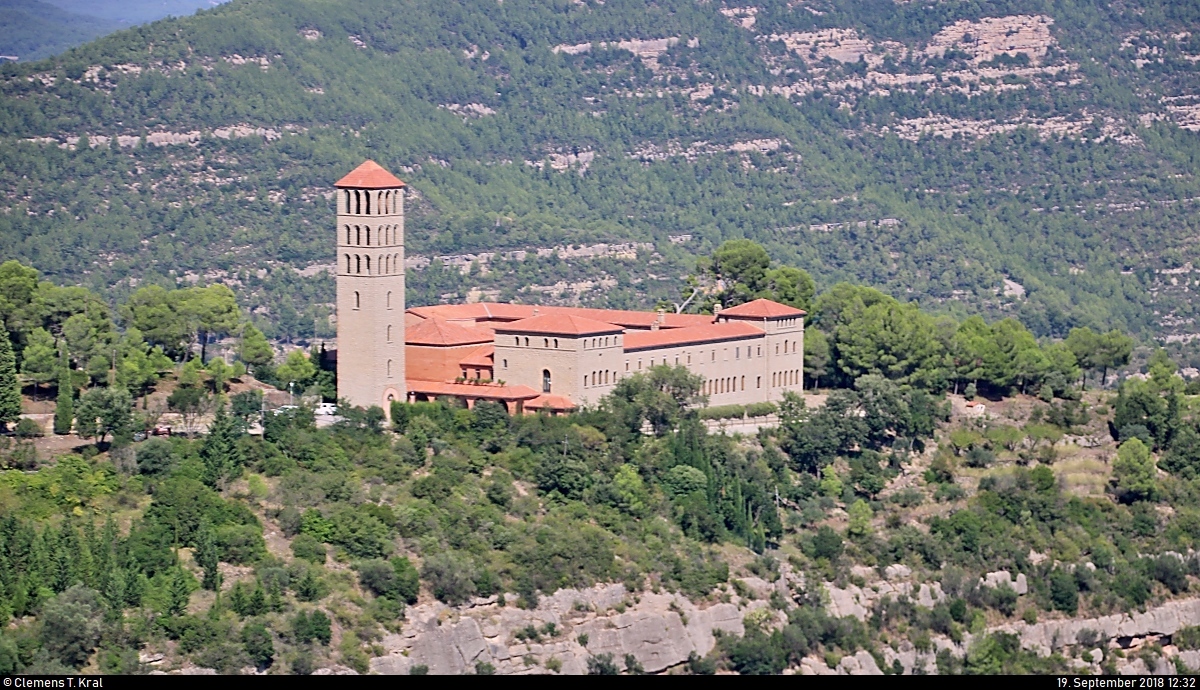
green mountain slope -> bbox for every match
[0,0,119,61]
[1,0,1199,350]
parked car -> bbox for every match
[316,403,338,416]
[132,431,147,442]
[271,405,300,416]
[151,425,172,437]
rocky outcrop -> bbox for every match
[369,583,763,675]
[997,598,1200,654]
[980,570,1028,595]
[824,580,945,621]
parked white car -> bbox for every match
[316,403,338,416]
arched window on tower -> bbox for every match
[542,369,552,393]
[344,190,351,213]
[387,359,393,377]
[386,291,392,309]
[354,291,361,309]
[387,325,393,342]
[345,254,351,273]
[365,256,371,274]
[356,226,362,245]
[354,190,361,215]
[366,227,371,246]
[355,255,361,274]
[345,225,351,244]
[365,190,372,215]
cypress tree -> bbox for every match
[194,522,221,591]
[201,407,243,489]
[54,366,73,435]
[0,327,21,429]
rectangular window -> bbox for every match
[503,359,508,369]
[735,347,740,360]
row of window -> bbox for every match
[774,370,801,387]
[584,336,618,349]
[350,291,395,309]
[343,189,400,216]
[583,370,616,388]
[705,376,755,395]
[343,224,400,247]
[344,253,402,276]
[620,339,798,371]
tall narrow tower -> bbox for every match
[334,160,407,410]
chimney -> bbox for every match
[713,303,722,314]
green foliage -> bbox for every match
[74,386,132,444]
[1113,438,1158,503]
[0,327,21,428]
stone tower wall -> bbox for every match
[336,187,407,409]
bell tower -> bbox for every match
[334,160,406,410]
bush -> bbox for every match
[421,551,477,605]
[745,402,777,418]
[698,405,746,420]
[242,622,275,670]
[1049,569,1079,614]
[587,653,620,675]
[14,418,42,438]
[40,586,104,668]
[1175,625,1200,650]
[291,533,326,564]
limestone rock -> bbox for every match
[884,564,911,581]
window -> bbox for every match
[345,254,351,273]
[365,256,371,274]
[638,360,642,370]
[711,351,715,362]
[741,376,745,391]
[544,338,549,348]
[784,339,789,354]
[366,227,371,246]
[387,325,393,342]
[775,344,780,355]
[502,359,508,369]
[524,337,530,346]
[387,291,392,309]
[365,191,371,215]
[355,255,361,274]
[386,359,393,377]
[687,353,691,364]
[625,361,629,371]
[757,345,762,357]
[554,338,558,348]
[542,369,552,393]
[756,376,761,389]
[514,337,519,346]
[354,291,360,309]
[736,347,740,360]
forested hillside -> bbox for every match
[1,0,1199,353]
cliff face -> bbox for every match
[359,565,1200,676]
[369,582,766,675]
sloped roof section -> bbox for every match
[495,313,623,337]
[335,160,406,189]
[459,344,495,368]
[718,298,807,319]
[623,321,765,352]
[525,394,577,411]
[406,317,493,347]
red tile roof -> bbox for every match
[407,303,713,330]
[459,344,495,368]
[495,313,623,337]
[623,321,765,352]
[718,299,807,319]
[334,160,406,189]
[525,394,577,411]
[407,379,539,401]
[406,317,493,347]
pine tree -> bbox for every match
[0,326,21,429]
[53,366,73,435]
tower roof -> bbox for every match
[334,160,406,189]
[718,298,807,319]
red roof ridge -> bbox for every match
[495,313,623,337]
[719,298,807,318]
[335,160,406,189]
